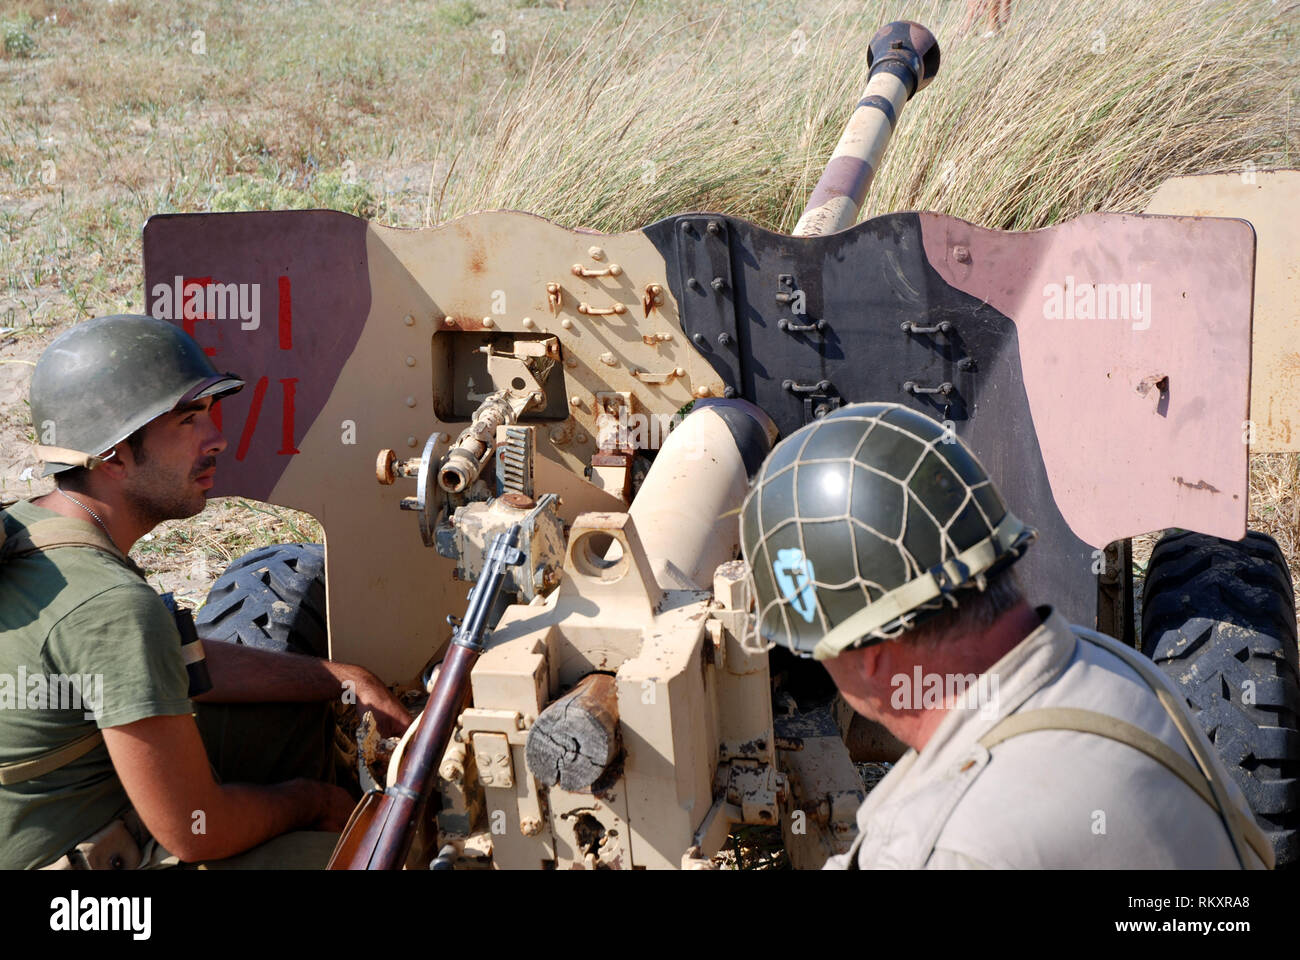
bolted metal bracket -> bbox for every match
[775,274,826,334]
[471,731,516,790]
[779,318,827,334]
[783,378,843,424]
[774,273,798,306]
[902,380,953,397]
[900,319,953,336]
[669,216,741,399]
[725,760,780,826]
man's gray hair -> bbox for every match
[899,568,1025,648]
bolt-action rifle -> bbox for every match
[327,525,525,870]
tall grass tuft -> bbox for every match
[435,0,1293,233]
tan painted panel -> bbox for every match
[1145,170,1300,451]
[269,213,720,681]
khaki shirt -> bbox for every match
[826,606,1267,869]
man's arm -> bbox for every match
[192,640,411,737]
[101,713,356,862]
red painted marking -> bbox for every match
[235,376,268,462]
[182,276,217,356]
[278,275,292,350]
[210,397,223,434]
[278,378,300,455]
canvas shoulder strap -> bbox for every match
[977,626,1273,869]
[977,706,1270,865]
[0,510,137,785]
[0,510,144,577]
[0,730,105,786]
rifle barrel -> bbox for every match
[330,524,524,870]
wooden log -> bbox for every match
[525,673,620,791]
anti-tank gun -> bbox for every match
[147,16,1299,867]
[331,20,944,869]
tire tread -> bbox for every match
[1141,531,1300,867]
[196,542,328,659]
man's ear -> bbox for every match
[857,642,884,680]
[830,643,886,688]
[95,444,129,481]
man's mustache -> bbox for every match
[191,458,217,477]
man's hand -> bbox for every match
[196,640,411,740]
[351,673,412,739]
[312,783,361,832]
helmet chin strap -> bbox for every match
[811,513,1035,661]
[36,445,116,471]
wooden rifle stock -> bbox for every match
[327,643,479,869]
[327,524,524,870]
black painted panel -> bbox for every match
[644,212,1099,626]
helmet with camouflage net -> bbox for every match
[30,314,244,477]
[739,402,1035,660]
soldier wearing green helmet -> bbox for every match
[740,402,1271,869]
[30,313,247,480]
[0,315,411,870]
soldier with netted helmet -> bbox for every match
[740,401,1271,869]
[0,315,411,870]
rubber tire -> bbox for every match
[1140,530,1300,868]
[196,543,328,659]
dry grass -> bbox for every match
[1,0,1297,624]
[1249,454,1300,587]
[437,0,1294,232]
[134,498,325,607]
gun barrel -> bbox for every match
[792,21,940,237]
[439,393,517,493]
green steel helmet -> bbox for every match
[739,402,1036,661]
[30,314,244,477]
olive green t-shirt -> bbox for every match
[0,499,191,869]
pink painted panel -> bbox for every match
[143,211,372,502]
[920,212,1253,546]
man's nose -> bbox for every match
[204,415,229,455]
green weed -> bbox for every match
[2,21,36,59]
